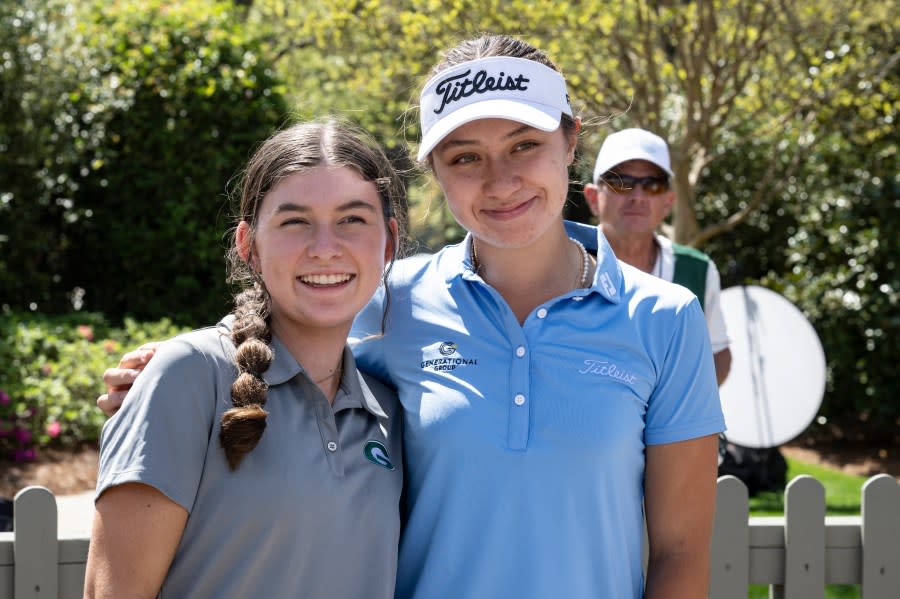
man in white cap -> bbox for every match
[584,128,732,384]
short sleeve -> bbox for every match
[96,336,224,512]
[644,299,726,445]
[704,261,731,353]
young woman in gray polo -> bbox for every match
[83,120,405,599]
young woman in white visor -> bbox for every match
[350,34,725,599]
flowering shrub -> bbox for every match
[0,312,189,461]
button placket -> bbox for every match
[507,333,530,451]
[314,393,344,476]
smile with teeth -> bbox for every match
[299,273,353,286]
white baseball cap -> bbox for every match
[417,56,572,162]
[592,128,673,184]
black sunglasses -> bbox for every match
[600,173,670,196]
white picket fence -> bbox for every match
[0,474,898,598]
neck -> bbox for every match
[270,317,347,403]
[471,225,594,323]
[602,227,657,274]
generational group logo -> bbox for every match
[421,341,478,372]
[432,68,530,114]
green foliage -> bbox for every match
[749,457,868,517]
[0,0,289,323]
[0,312,189,460]
[1,0,896,437]
[702,9,898,434]
[749,584,857,598]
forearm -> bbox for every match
[713,347,732,386]
[644,549,711,599]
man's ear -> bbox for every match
[583,183,601,217]
[661,189,676,217]
[236,221,254,264]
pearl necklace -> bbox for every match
[470,237,592,289]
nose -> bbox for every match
[624,185,649,202]
[482,156,521,199]
[308,225,343,259]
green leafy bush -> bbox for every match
[0,312,189,461]
[0,0,289,324]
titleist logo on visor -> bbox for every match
[432,69,531,114]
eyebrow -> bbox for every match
[273,199,379,214]
[437,124,536,150]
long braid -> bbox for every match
[220,283,272,470]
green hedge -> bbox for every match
[0,312,189,461]
[0,0,289,324]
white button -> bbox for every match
[514,394,526,406]
[515,346,526,357]
[573,296,584,302]
[536,308,548,318]
[327,441,338,452]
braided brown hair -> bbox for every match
[220,119,406,471]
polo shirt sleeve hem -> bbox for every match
[644,414,726,446]
[95,469,194,513]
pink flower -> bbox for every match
[103,340,118,354]
[77,325,94,341]
[47,421,62,438]
[41,364,53,376]
[0,390,9,405]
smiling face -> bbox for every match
[237,166,396,340]
[584,159,675,241]
[429,118,577,251]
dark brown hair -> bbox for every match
[220,119,405,470]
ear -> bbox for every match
[565,117,582,165]
[236,221,254,265]
[384,217,399,263]
[661,189,676,217]
[583,183,601,217]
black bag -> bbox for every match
[718,440,788,496]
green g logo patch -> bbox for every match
[364,440,396,471]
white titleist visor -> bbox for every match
[417,56,572,161]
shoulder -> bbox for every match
[670,240,711,264]
[143,321,236,386]
[620,261,698,314]
[390,248,454,288]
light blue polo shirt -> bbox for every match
[351,221,725,599]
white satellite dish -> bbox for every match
[718,285,826,448]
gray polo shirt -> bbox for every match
[97,320,402,598]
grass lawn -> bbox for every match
[745,455,868,598]
[748,455,869,516]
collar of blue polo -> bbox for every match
[417,56,572,161]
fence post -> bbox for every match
[13,486,58,599]
[861,474,900,599]
[709,476,749,598]
[770,475,825,599]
